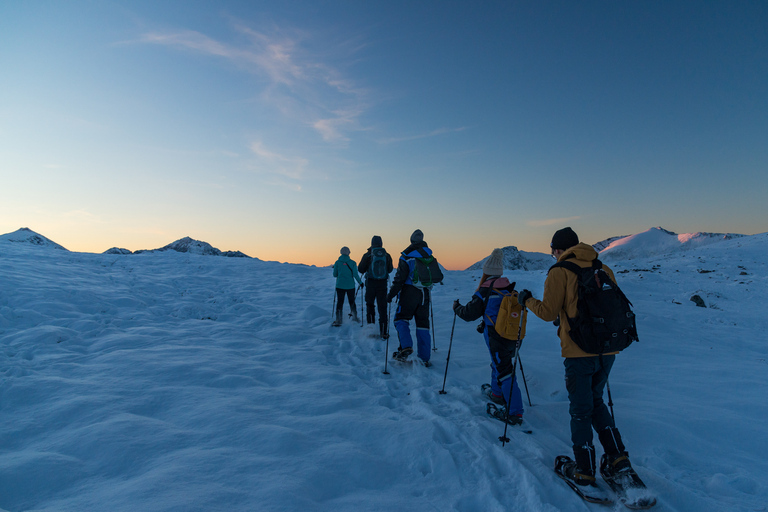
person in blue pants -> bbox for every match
[386,229,434,365]
[453,248,524,422]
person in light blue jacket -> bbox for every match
[332,246,363,326]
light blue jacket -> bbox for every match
[333,255,363,290]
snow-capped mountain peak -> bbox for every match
[0,227,68,250]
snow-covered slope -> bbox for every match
[599,227,747,261]
[1,232,766,511]
[465,246,552,271]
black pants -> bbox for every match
[335,288,357,314]
[365,279,388,324]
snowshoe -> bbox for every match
[481,383,506,405]
[392,346,413,361]
[486,402,524,426]
[600,454,657,509]
[554,455,612,505]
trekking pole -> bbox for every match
[606,378,615,421]
[383,300,393,375]
[359,283,364,327]
[518,353,533,407]
[600,354,615,421]
[331,290,337,322]
[439,313,457,394]
[500,306,526,446]
[430,294,437,351]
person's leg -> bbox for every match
[365,284,376,324]
[565,357,599,478]
[413,292,431,361]
[489,336,523,416]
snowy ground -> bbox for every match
[1,233,766,511]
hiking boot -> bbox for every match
[392,346,413,361]
[481,383,506,405]
[600,452,633,478]
[569,444,597,485]
[555,456,596,486]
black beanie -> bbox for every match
[551,227,579,251]
[371,235,383,248]
[410,229,424,244]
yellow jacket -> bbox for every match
[523,243,619,358]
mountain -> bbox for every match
[132,236,252,258]
[0,227,68,250]
[465,245,552,272]
[592,234,630,252]
[598,227,747,261]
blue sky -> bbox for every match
[1,1,766,269]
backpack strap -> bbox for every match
[549,259,601,275]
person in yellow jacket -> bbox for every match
[517,227,635,488]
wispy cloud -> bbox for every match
[378,126,469,145]
[138,24,368,144]
[527,216,582,227]
[249,141,309,182]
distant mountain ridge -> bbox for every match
[1,228,251,258]
[465,246,553,272]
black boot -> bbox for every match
[332,310,342,327]
[598,427,632,476]
[570,444,597,485]
[379,321,388,339]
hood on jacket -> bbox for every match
[558,242,598,263]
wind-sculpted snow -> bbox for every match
[0,233,766,511]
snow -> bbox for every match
[599,227,746,261]
[1,230,767,511]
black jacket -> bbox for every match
[358,247,394,281]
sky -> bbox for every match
[1,0,766,269]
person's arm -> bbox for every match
[387,257,409,300]
[453,292,486,321]
[525,269,566,322]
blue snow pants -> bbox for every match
[485,330,524,416]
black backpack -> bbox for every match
[411,248,444,289]
[369,247,388,280]
[550,259,638,354]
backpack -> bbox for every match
[485,288,527,341]
[369,247,388,280]
[550,259,638,355]
[411,248,444,288]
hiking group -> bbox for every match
[333,226,654,508]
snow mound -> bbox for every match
[0,227,68,250]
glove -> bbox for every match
[386,293,394,303]
[517,289,532,306]
[453,299,461,312]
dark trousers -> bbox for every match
[335,288,357,314]
[365,279,388,325]
[564,355,616,449]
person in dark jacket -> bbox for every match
[453,248,524,423]
[518,227,636,487]
[386,229,434,365]
[358,235,394,338]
